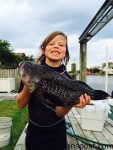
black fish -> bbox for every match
[18,61,110,107]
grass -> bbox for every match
[0,100,28,150]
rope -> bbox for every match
[66,122,112,150]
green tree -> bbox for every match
[0,39,15,68]
[89,67,100,74]
[0,40,35,68]
[101,63,106,68]
[101,62,113,69]
[0,40,12,62]
[21,54,35,62]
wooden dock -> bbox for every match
[66,108,113,150]
[14,108,113,150]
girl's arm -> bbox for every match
[16,85,30,109]
[55,94,91,117]
[55,105,73,117]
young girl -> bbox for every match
[16,31,90,150]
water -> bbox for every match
[86,75,113,95]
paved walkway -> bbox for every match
[0,92,17,101]
[14,124,28,150]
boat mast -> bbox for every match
[105,47,108,92]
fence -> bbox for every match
[0,68,21,91]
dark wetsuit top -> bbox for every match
[18,62,71,150]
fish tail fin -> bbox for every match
[92,90,110,100]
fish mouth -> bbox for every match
[19,61,25,69]
[18,61,26,76]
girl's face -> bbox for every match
[43,35,67,65]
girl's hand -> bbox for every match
[55,94,91,117]
[74,93,91,108]
[16,85,30,109]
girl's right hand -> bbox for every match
[74,93,91,108]
[16,85,30,109]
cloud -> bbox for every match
[87,38,113,67]
[0,0,113,67]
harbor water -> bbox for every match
[86,75,113,95]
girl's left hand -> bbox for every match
[74,93,91,108]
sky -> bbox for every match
[0,0,113,70]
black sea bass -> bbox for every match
[18,61,110,107]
